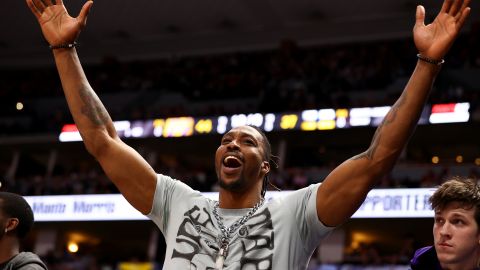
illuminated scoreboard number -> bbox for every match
[194,119,214,134]
[280,114,298,130]
[299,109,335,131]
[152,117,196,137]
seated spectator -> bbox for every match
[0,191,48,269]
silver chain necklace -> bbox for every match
[212,198,265,270]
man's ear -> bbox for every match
[261,161,270,175]
[5,218,19,233]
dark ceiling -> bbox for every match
[1,0,479,67]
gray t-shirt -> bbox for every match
[0,252,48,270]
[148,174,334,270]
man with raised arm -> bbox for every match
[26,0,471,269]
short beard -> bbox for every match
[218,176,246,192]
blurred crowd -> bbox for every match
[1,21,480,135]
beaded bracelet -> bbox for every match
[417,53,444,65]
[49,42,78,50]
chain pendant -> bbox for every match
[215,248,225,270]
[212,198,265,270]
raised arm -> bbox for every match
[26,0,157,214]
[316,0,471,226]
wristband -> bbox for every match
[417,53,444,65]
[49,42,77,50]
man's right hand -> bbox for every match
[26,0,93,47]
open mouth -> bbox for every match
[223,156,242,168]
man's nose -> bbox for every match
[439,223,452,237]
[226,139,240,150]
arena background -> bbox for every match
[1,0,480,269]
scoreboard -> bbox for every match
[59,102,470,142]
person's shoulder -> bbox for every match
[266,183,320,208]
[16,264,47,270]
[280,183,321,199]
[10,252,48,270]
[413,246,436,258]
[410,246,440,270]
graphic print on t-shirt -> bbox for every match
[171,205,274,269]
